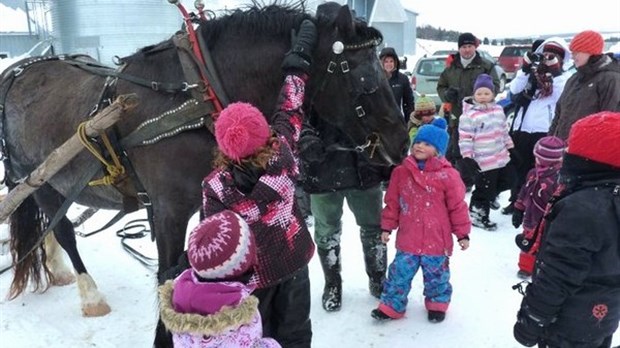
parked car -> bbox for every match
[410,55,449,110]
[498,45,530,80]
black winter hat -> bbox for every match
[458,33,478,48]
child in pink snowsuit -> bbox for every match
[371,118,471,323]
[158,210,280,348]
[512,136,565,278]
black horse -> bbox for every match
[0,2,408,345]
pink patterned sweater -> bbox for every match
[201,75,315,288]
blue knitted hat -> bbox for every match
[413,118,449,156]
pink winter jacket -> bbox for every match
[381,156,471,256]
[458,98,514,172]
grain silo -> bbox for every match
[50,0,182,65]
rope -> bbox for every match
[77,122,126,186]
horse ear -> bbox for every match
[334,5,355,38]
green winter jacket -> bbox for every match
[437,52,499,123]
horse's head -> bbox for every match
[307,2,409,166]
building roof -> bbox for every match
[370,0,406,23]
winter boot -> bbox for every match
[428,310,446,323]
[490,196,500,210]
[502,202,515,215]
[371,308,392,321]
[470,202,497,231]
[517,270,532,279]
[361,237,387,298]
[317,247,342,312]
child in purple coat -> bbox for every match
[512,136,565,278]
[371,118,471,323]
[159,210,280,348]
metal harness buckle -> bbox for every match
[137,192,152,206]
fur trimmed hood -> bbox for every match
[159,280,259,336]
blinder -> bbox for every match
[314,37,384,158]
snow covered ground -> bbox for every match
[1,192,618,347]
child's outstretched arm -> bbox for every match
[271,19,317,146]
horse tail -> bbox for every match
[7,187,52,299]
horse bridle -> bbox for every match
[307,36,387,160]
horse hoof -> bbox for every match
[51,272,76,286]
[82,301,111,317]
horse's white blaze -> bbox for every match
[77,273,111,317]
[44,233,76,286]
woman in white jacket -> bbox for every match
[503,37,571,215]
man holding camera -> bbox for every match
[503,37,570,215]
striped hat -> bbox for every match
[188,210,256,280]
[569,30,604,55]
[534,136,566,167]
[414,95,437,120]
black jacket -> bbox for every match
[379,47,415,123]
[387,70,415,124]
[522,156,620,344]
[299,118,390,194]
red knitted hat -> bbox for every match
[188,210,256,280]
[566,111,620,168]
[215,102,270,162]
[569,30,604,55]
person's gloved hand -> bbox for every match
[513,309,546,347]
[444,87,460,103]
[512,208,524,229]
[232,162,266,194]
[522,52,544,73]
[298,127,326,163]
[459,157,480,181]
[282,19,317,75]
[509,149,522,167]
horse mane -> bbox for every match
[199,2,310,45]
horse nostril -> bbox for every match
[401,142,409,157]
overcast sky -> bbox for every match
[194,0,620,39]
[403,0,620,39]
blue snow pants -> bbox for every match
[380,250,452,314]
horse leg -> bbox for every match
[44,232,76,286]
[33,185,111,317]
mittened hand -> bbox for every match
[522,52,543,73]
[459,157,480,181]
[444,87,460,103]
[509,149,522,167]
[512,209,524,229]
[513,310,544,347]
[282,19,317,75]
[298,126,326,163]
